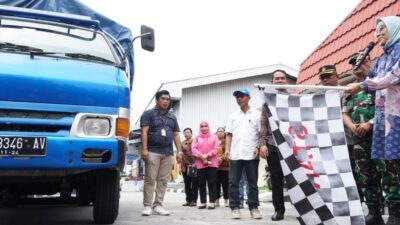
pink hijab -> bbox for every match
[198,121,211,138]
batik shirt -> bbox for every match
[367,41,400,159]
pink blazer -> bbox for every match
[191,134,219,169]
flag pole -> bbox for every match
[254,83,346,91]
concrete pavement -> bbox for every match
[124,191,299,225]
[2,188,387,225]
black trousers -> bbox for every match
[266,144,285,213]
[197,167,217,204]
[348,145,364,202]
[393,160,400,176]
[182,171,198,203]
[229,159,259,209]
[216,170,229,200]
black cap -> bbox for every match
[318,65,337,76]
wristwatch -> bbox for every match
[368,120,374,126]
[360,82,368,91]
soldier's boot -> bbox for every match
[386,204,400,225]
[365,205,384,225]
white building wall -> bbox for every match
[172,101,180,124]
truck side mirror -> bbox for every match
[121,25,155,61]
[140,25,154,52]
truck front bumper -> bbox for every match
[0,137,126,170]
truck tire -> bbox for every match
[93,170,120,224]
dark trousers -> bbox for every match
[182,171,198,203]
[229,159,259,209]
[393,160,400,176]
[239,169,249,205]
[353,142,400,206]
[348,145,364,202]
[216,170,229,200]
[197,167,217,204]
[267,144,285,213]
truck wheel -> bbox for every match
[93,170,120,224]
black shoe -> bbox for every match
[182,202,190,206]
[386,204,400,225]
[271,211,284,221]
[365,205,384,225]
[365,214,384,225]
[386,216,400,225]
[198,204,206,209]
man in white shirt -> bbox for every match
[225,88,262,220]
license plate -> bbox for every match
[0,137,47,156]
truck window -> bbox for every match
[0,18,117,64]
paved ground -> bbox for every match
[0,191,298,225]
[0,190,389,225]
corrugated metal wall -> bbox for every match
[180,74,295,134]
[172,101,180,124]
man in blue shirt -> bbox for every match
[140,90,182,216]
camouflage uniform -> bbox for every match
[344,90,400,207]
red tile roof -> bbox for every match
[297,0,400,85]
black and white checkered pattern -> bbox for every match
[262,90,365,225]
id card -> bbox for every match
[161,128,166,136]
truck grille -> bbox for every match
[0,109,75,136]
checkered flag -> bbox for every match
[262,90,365,225]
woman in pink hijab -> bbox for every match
[192,121,219,209]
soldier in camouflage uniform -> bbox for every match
[342,52,400,225]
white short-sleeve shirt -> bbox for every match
[225,107,261,160]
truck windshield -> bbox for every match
[0,18,117,64]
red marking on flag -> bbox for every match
[289,125,320,189]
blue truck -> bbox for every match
[0,3,154,224]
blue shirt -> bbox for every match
[140,107,180,155]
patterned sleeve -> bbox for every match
[140,110,151,127]
[365,61,400,90]
[258,105,269,147]
[171,114,180,132]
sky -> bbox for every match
[79,0,361,124]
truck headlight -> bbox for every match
[83,118,111,136]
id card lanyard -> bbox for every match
[160,114,167,137]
